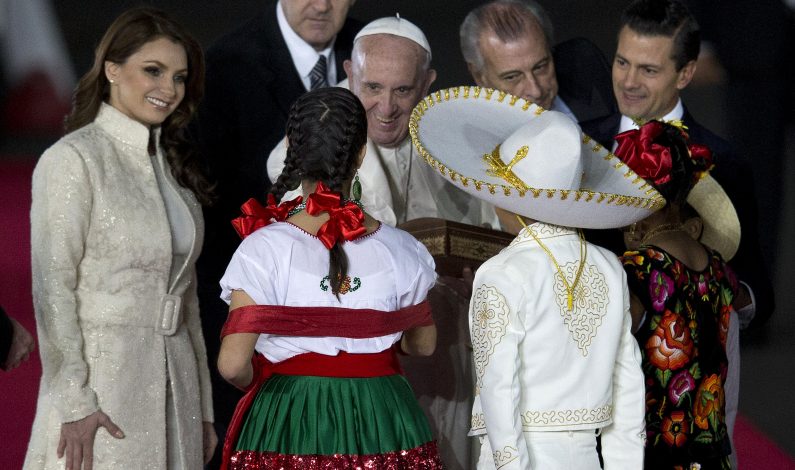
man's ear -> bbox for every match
[466,62,485,87]
[422,68,437,95]
[343,59,353,81]
[676,59,697,90]
[682,216,704,241]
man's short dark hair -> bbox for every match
[620,0,700,70]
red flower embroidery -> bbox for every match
[646,310,694,371]
[621,251,645,267]
[661,410,689,447]
[694,374,724,430]
[646,248,665,261]
[718,305,732,348]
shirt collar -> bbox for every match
[551,96,577,123]
[618,98,684,133]
[276,0,335,85]
[513,222,577,245]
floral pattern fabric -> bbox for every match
[622,246,738,469]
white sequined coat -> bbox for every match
[25,104,213,469]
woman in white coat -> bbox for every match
[25,8,216,469]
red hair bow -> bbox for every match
[231,194,303,239]
[305,182,366,249]
[687,142,714,175]
[614,121,673,187]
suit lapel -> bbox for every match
[258,7,307,115]
[585,113,621,148]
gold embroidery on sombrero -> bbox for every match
[484,144,529,193]
[407,86,667,210]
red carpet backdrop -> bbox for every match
[0,159,40,467]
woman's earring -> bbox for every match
[351,171,362,203]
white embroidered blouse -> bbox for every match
[220,221,437,363]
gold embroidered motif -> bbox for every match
[471,412,486,432]
[493,446,519,469]
[471,285,510,389]
[551,262,609,355]
[520,404,613,428]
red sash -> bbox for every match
[221,301,433,338]
[219,302,432,469]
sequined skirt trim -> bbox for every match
[229,441,445,469]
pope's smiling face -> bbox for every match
[345,34,436,149]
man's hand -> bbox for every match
[58,411,124,470]
[203,421,218,464]
[3,317,35,370]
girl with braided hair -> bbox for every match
[617,121,741,469]
[216,87,443,469]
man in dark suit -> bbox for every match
[192,1,360,466]
[459,0,617,234]
[459,0,617,124]
[580,0,773,330]
[581,4,774,465]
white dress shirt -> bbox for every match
[276,0,337,89]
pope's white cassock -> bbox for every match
[267,134,496,227]
[267,128,495,470]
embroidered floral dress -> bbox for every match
[622,246,738,469]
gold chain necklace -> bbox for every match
[517,216,587,311]
[640,222,685,246]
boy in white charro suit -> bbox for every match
[411,88,656,469]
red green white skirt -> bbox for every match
[229,373,444,469]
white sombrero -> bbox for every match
[409,86,666,229]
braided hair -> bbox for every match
[271,87,368,298]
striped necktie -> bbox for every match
[310,55,329,90]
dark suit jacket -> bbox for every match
[581,110,775,328]
[553,37,618,123]
[192,1,361,439]
[196,3,360,276]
